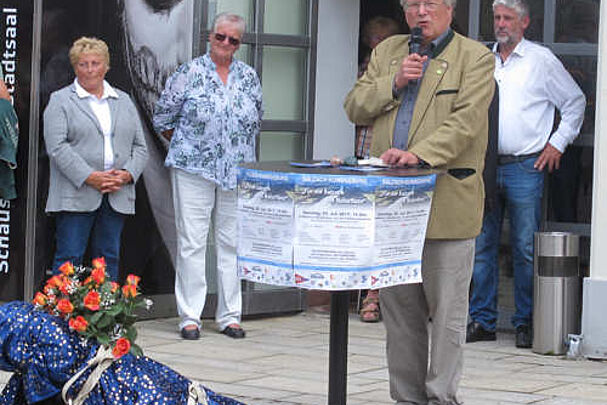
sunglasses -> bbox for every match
[214,32,241,46]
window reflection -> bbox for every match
[259,132,305,161]
[556,0,599,44]
[262,47,306,120]
[207,0,253,30]
[547,55,596,224]
[233,43,251,65]
[548,146,593,224]
[264,0,308,35]
[560,56,597,137]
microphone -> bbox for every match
[409,27,423,86]
[409,26,423,56]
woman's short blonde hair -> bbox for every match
[69,37,110,69]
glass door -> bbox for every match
[469,0,597,258]
[466,0,599,327]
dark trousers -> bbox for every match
[52,196,126,280]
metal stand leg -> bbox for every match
[328,291,349,405]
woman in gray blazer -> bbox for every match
[43,37,148,280]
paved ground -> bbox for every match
[2,310,607,404]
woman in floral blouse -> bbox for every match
[153,12,263,341]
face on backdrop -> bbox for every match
[74,53,108,95]
[404,1,453,43]
[120,0,195,266]
[493,4,529,48]
[122,0,192,135]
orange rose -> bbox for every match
[58,261,74,276]
[56,298,74,314]
[112,337,131,358]
[122,284,138,298]
[126,274,140,287]
[83,290,101,311]
[59,278,72,295]
[92,257,106,270]
[110,282,120,293]
[91,267,106,284]
[32,292,47,306]
[47,275,63,289]
[69,315,88,332]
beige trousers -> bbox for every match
[380,238,475,405]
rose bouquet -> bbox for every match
[32,258,150,358]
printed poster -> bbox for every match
[237,167,436,291]
[237,169,295,286]
[292,174,375,289]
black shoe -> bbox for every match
[466,321,496,343]
[515,325,532,348]
[180,326,200,340]
[221,325,246,339]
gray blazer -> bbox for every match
[43,84,148,215]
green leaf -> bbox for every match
[123,315,137,325]
[96,314,114,329]
[115,302,126,313]
[130,344,143,357]
[96,334,110,346]
[90,312,104,323]
[106,305,122,316]
[125,326,138,342]
[82,331,95,340]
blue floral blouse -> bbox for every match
[153,53,263,190]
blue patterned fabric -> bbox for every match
[153,53,263,190]
[0,302,244,405]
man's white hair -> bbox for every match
[400,0,457,9]
[492,0,529,19]
[213,12,246,35]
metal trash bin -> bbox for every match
[532,232,581,355]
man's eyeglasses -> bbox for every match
[214,32,241,46]
[405,1,443,11]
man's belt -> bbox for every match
[497,152,541,165]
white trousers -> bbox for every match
[171,168,242,331]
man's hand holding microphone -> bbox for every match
[382,27,426,167]
[393,27,425,91]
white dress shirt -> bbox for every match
[493,38,586,155]
[74,79,119,170]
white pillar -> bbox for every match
[582,0,607,359]
[313,0,359,159]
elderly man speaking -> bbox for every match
[344,1,494,404]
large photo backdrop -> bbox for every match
[0,1,33,300]
[31,0,195,298]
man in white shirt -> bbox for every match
[467,0,586,348]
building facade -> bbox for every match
[0,0,605,356]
